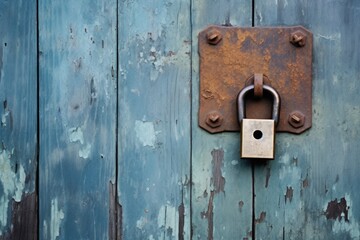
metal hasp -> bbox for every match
[198,25,312,134]
[238,84,280,159]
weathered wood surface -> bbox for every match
[118,0,191,239]
[191,1,254,239]
[1,1,359,239]
[254,1,360,239]
[0,0,38,239]
[38,1,117,239]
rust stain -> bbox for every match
[265,167,271,188]
[255,211,266,224]
[200,191,215,240]
[285,186,294,203]
[325,197,349,222]
[211,149,225,194]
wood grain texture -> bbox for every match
[118,0,191,239]
[254,0,360,239]
[38,1,117,239]
[0,0,37,238]
[191,1,254,239]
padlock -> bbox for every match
[237,84,280,159]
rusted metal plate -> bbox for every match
[198,25,312,134]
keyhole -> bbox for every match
[253,130,263,140]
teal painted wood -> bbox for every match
[39,1,117,239]
[118,0,191,239]
[0,0,37,238]
[191,1,254,239]
[254,1,360,239]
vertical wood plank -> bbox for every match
[39,1,117,239]
[191,1,254,239]
[0,1,37,239]
[254,1,360,239]
[118,0,191,239]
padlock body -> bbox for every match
[241,119,275,159]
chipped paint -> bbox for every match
[50,198,64,240]
[68,127,92,159]
[178,202,185,239]
[148,46,177,81]
[316,33,341,41]
[158,204,179,238]
[211,149,225,194]
[79,143,91,159]
[0,148,26,201]
[0,196,7,234]
[285,186,293,203]
[200,191,214,239]
[68,127,84,144]
[135,120,158,148]
[325,197,349,222]
[1,109,9,127]
[279,153,301,181]
[136,41,189,81]
[136,216,147,230]
[0,148,27,232]
[255,212,266,224]
[326,194,360,238]
[231,159,239,165]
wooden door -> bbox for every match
[0,0,359,239]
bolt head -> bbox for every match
[206,111,223,128]
[206,29,222,45]
[288,111,305,128]
[290,30,307,47]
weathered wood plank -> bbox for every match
[118,0,191,239]
[254,1,360,239]
[191,1,254,239]
[0,1,37,239]
[39,1,117,239]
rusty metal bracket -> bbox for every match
[198,25,312,134]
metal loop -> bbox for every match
[254,73,263,98]
[237,84,280,125]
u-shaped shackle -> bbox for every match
[237,84,281,125]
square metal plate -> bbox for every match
[198,26,312,134]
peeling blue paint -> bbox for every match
[0,148,26,232]
[79,143,91,159]
[68,127,84,145]
[158,204,178,238]
[134,120,158,148]
[1,109,9,127]
[328,194,360,238]
[50,198,64,240]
